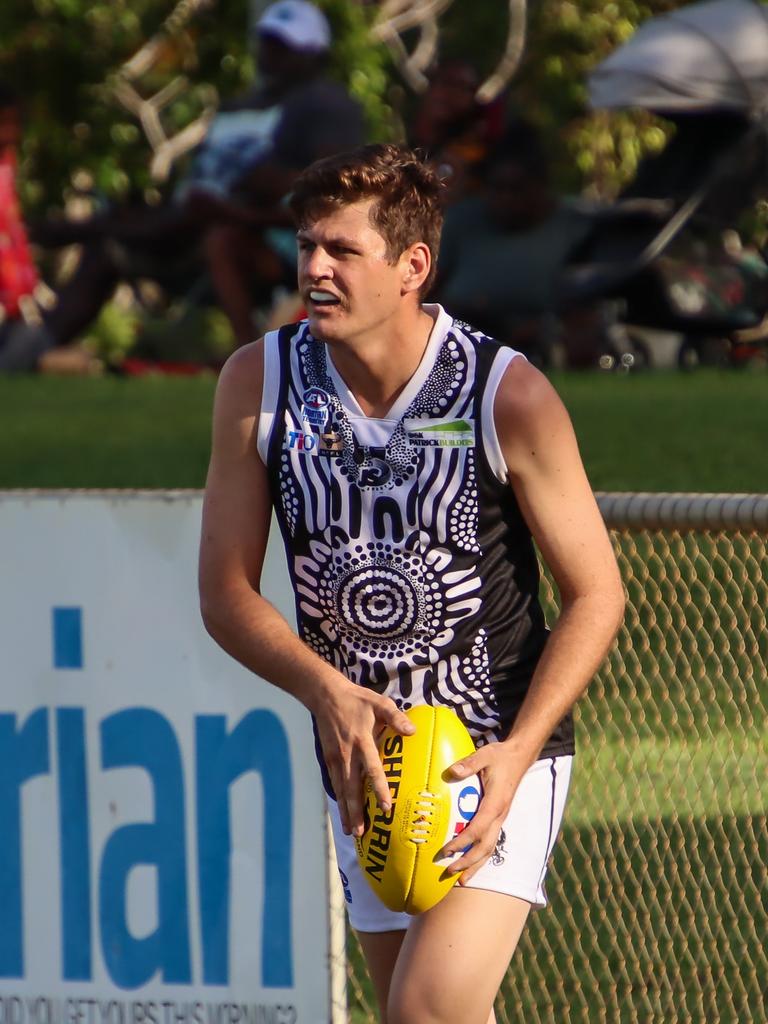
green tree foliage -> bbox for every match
[3,0,754,213]
[2,0,243,210]
[1,0,394,215]
[437,0,681,196]
[519,0,682,195]
[323,0,397,142]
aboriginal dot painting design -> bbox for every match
[294,529,480,662]
[270,315,514,737]
[296,332,425,490]
[449,455,479,553]
[430,629,498,731]
[279,453,300,535]
[409,333,468,417]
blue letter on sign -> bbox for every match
[196,711,293,988]
[99,709,191,988]
[52,607,83,669]
[57,708,92,980]
[0,709,50,977]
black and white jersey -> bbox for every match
[257,305,575,770]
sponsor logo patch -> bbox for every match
[319,430,344,454]
[338,868,353,904]
[301,386,330,428]
[458,784,480,820]
[358,457,392,487]
[453,783,481,841]
[404,417,475,447]
[285,429,318,452]
[285,428,343,455]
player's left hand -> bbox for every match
[438,744,528,884]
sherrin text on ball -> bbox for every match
[354,705,481,914]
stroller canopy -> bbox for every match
[589,0,768,116]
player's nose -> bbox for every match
[303,245,332,281]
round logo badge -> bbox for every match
[301,387,330,428]
[458,785,481,821]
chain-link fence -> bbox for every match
[342,492,768,1024]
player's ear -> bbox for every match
[401,242,431,295]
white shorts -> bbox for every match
[328,753,573,932]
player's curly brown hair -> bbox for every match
[289,143,445,295]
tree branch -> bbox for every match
[476,0,528,103]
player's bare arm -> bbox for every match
[198,342,414,836]
[442,357,625,879]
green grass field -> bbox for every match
[2,367,765,1022]
[0,368,766,491]
[348,729,767,1023]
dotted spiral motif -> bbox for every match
[332,547,441,659]
[363,421,419,489]
[296,532,458,662]
[338,566,419,637]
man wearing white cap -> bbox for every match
[252,0,332,51]
[190,0,366,344]
[22,0,363,368]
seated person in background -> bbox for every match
[408,58,506,204]
[16,0,364,370]
[0,84,51,371]
[189,0,365,344]
[433,118,601,368]
[0,86,37,318]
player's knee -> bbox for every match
[388,983,495,1024]
[386,983,450,1024]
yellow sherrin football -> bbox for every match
[354,705,482,915]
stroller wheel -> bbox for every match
[598,327,652,373]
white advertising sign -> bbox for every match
[0,493,337,1024]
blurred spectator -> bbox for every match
[0,86,36,319]
[0,86,53,370]
[433,119,601,367]
[12,0,364,369]
[190,0,365,343]
[408,59,506,203]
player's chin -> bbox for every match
[306,310,344,341]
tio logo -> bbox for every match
[0,707,293,990]
[286,430,317,452]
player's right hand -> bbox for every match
[313,683,415,838]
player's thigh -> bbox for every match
[387,887,530,1024]
[356,929,406,1023]
[327,798,411,1019]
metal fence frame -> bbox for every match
[341,492,768,1024]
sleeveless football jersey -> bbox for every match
[257,304,574,775]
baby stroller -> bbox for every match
[559,0,768,368]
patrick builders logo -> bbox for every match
[404,418,475,448]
